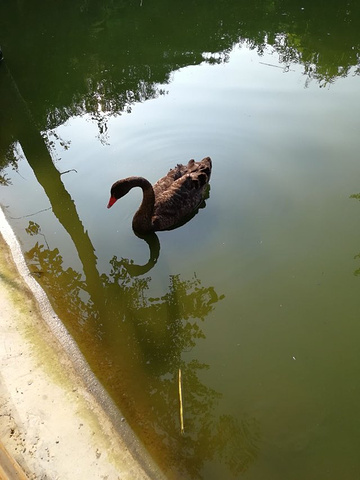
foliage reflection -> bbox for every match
[25,222,259,477]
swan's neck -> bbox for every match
[131,177,155,234]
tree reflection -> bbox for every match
[1,0,359,154]
[25,222,259,478]
[1,0,359,179]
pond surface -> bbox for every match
[1,1,360,478]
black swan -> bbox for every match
[107,157,212,234]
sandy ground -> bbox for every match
[0,207,164,480]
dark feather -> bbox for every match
[108,157,212,234]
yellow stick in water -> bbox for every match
[178,368,185,435]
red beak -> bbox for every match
[107,196,117,208]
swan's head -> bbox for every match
[107,178,136,208]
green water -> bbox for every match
[1,1,360,478]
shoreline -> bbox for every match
[0,207,163,479]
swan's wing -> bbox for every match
[152,172,209,230]
[153,163,187,196]
[153,157,211,197]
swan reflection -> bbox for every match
[118,232,160,277]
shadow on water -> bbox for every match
[24,218,261,478]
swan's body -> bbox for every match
[107,157,212,234]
